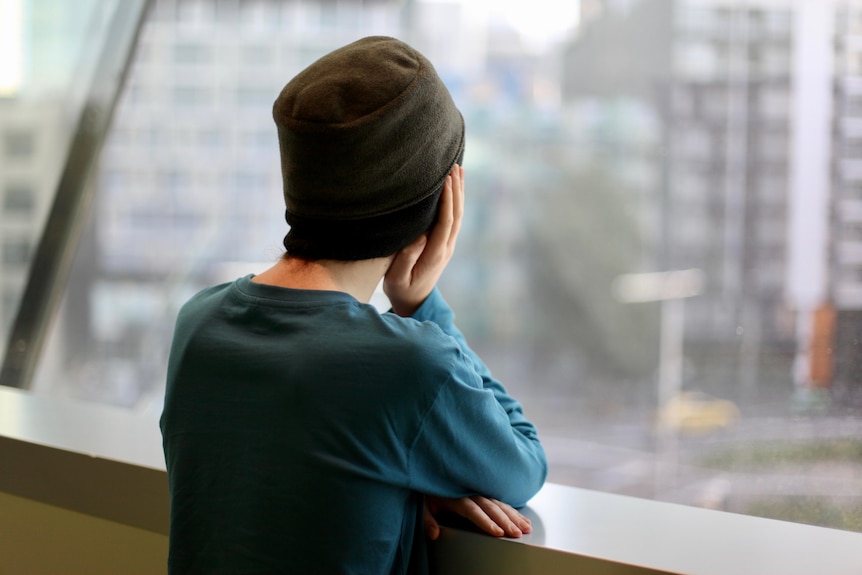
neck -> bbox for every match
[251,254,393,303]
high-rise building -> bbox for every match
[666,1,795,348]
[831,1,862,404]
[30,0,507,405]
[560,0,862,401]
[0,0,101,352]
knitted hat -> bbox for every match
[273,36,465,260]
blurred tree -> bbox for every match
[524,161,659,381]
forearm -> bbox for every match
[410,289,538,434]
[410,288,547,500]
[410,376,548,507]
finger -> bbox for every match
[385,234,426,287]
[489,498,532,533]
[447,166,464,251]
[421,174,455,266]
[423,503,441,541]
[471,497,523,537]
[452,497,505,537]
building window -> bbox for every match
[173,86,212,107]
[198,128,224,149]
[177,0,215,24]
[241,44,273,66]
[237,87,271,108]
[758,87,791,121]
[240,129,274,150]
[4,130,34,159]
[3,184,35,216]
[173,42,212,64]
[2,238,33,266]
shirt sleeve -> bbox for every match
[406,288,547,507]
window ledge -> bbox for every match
[2,386,862,574]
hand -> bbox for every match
[384,165,464,317]
[423,495,532,541]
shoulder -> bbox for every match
[376,312,477,383]
[176,281,234,321]
[378,311,448,349]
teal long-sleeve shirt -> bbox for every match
[160,276,547,575]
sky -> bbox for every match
[424,0,582,51]
[0,0,23,96]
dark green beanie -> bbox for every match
[273,36,465,261]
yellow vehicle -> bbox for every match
[658,391,741,434]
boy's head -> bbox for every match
[273,36,464,261]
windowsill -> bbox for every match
[2,385,862,574]
[433,482,862,574]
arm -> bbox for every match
[385,165,547,508]
[405,341,547,507]
[383,164,514,416]
[411,288,540,445]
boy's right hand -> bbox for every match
[384,165,464,317]
[423,495,532,540]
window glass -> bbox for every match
[3,130,34,159]
[22,0,862,534]
[2,238,32,266]
[0,0,122,359]
[3,183,35,215]
[173,42,212,64]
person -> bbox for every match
[160,36,547,575]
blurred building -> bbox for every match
[0,0,101,352]
[0,101,64,350]
[12,0,861,407]
[30,0,529,405]
[832,2,862,403]
[563,1,792,357]
[667,1,795,354]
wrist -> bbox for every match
[389,297,421,317]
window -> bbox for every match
[758,87,791,121]
[2,238,32,266]
[240,129,273,150]
[760,47,790,77]
[757,173,786,204]
[173,86,212,107]
[177,0,214,24]
[757,130,788,163]
[237,87,271,107]
[173,42,212,64]
[674,41,722,80]
[762,9,792,38]
[673,126,713,161]
[4,130,34,159]
[241,44,273,66]
[161,170,190,192]
[3,184,35,216]
[21,0,862,537]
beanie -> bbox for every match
[273,36,465,260]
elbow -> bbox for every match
[509,446,548,508]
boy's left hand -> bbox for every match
[384,165,464,317]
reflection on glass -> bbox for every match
[0,0,119,351]
[23,0,862,533]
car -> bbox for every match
[657,391,741,434]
